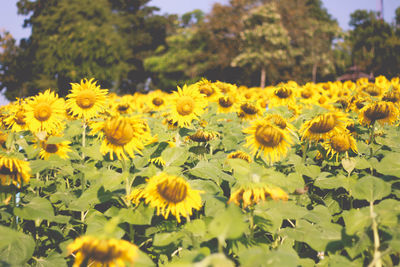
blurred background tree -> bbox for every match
[1,0,400,99]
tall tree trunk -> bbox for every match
[312,62,318,83]
[260,66,266,89]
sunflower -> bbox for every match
[237,101,262,121]
[188,129,219,142]
[194,78,221,102]
[147,90,168,112]
[227,151,252,163]
[359,83,383,98]
[3,99,29,132]
[139,173,203,223]
[269,84,296,107]
[359,101,399,126]
[217,93,238,114]
[24,90,65,135]
[323,131,358,161]
[0,153,31,187]
[90,116,151,160]
[111,95,134,116]
[213,81,237,94]
[68,236,138,267]
[39,139,72,160]
[243,119,293,164]
[300,112,348,142]
[166,84,208,128]
[66,78,108,120]
[229,183,288,208]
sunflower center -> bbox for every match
[176,96,195,116]
[255,125,283,147]
[157,178,188,203]
[363,85,380,96]
[34,102,52,122]
[0,166,14,176]
[382,91,400,103]
[152,97,164,106]
[45,144,59,153]
[218,96,233,108]
[76,90,97,109]
[117,104,129,112]
[355,101,365,109]
[104,119,134,146]
[364,103,390,121]
[275,88,292,99]
[301,90,313,99]
[199,86,214,97]
[13,110,26,125]
[241,103,258,115]
[309,114,336,134]
[82,240,119,262]
[330,135,351,153]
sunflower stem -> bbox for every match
[302,142,309,163]
[369,200,382,267]
[368,123,375,158]
[82,121,86,160]
[249,208,255,239]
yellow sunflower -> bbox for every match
[68,236,138,267]
[359,101,399,126]
[269,84,296,107]
[194,78,221,102]
[217,93,238,114]
[323,131,358,161]
[66,78,108,120]
[0,153,31,187]
[300,112,348,142]
[166,84,208,128]
[243,119,293,164]
[237,101,262,121]
[188,129,219,143]
[147,90,169,112]
[39,139,72,160]
[229,183,288,208]
[139,172,203,223]
[3,99,29,132]
[90,116,151,160]
[227,151,252,163]
[111,95,134,116]
[213,81,237,94]
[24,90,65,135]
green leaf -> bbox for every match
[352,176,391,202]
[342,208,371,235]
[153,232,183,247]
[314,173,354,191]
[34,252,67,267]
[189,160,234,184]
[118,204,154,225]
[81,143,103,161]
[0,225,35,265]
[161,147,189,166]
[208,204,247,240]
[342,157,356,175]
[375,153,400,177]
[295,164,320,179]
[14,197,55,222]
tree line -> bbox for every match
[1,0,400,99]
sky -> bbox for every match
[0,0,399,105]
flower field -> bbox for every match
[0,77,400,266]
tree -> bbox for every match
[231,2,291,88]
[144,10,211,90]
[348,9,400,77]
[0,0,168,99]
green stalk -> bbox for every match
[369,201,382,267]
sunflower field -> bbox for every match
[0,76,400,266]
